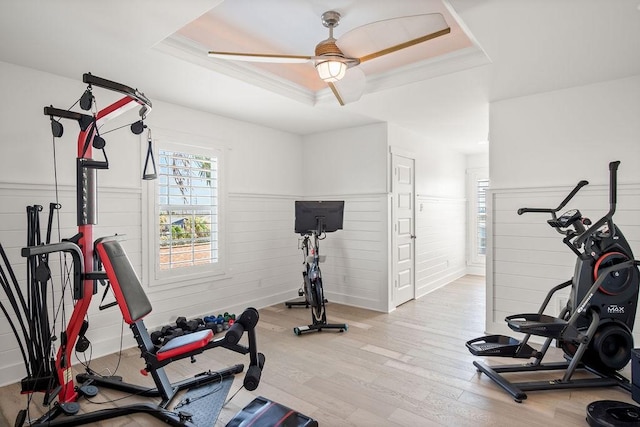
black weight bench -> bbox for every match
[52,237,266,426]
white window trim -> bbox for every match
[142,129,227,289]
[467,167,488,271]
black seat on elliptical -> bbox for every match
[96,239,213,360]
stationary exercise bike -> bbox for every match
[467,161,639,402]
[288,201,348,335]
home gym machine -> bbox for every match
[2,73,265,426]
[466,161,639,402]
[288,201,348,335]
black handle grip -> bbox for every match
[80,159,109,170]
[610,160,621,172]
[574,161,622,248]
[518,207,554,215]
[518,180,588,215]
[609,161,620,206]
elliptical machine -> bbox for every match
[467,161,639,402]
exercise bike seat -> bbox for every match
[156,329,214,361]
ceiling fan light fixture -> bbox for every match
[316,59,347,82]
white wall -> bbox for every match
[467,153,489,170]
[388,125,467,298]
[490,75,640,188]
[301,123,390,311]
[302,123,388,195]
[0,61,304,386]
[487,75,640,340]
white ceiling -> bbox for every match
[175,0,476,93]
[0,0,639,155]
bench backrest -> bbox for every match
[96,239,152,324]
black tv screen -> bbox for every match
[294,201,344,234]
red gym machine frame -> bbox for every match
[42,73,152,404]
[29,74,265,427]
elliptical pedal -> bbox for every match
[466,335,537,358]
[505,313,572,339]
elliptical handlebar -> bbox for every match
[573,161,620,248]
[609,160,620,206]
[517,180,589,216]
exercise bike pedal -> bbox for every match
[466,335,537,358]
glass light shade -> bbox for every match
[315,60,347,82]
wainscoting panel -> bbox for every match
[415,196,466,298]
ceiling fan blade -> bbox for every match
[337,13,450,63]
[328,67,366,106]
[358,27,450,63]
[208,50,312,64]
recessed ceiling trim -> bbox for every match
[366,46,491,92]
[315,45,490,105]
[155,34,316,105]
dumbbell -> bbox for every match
[151,330,164,345]
[151,324,178,345]
[176,316,203,332]
[163,327,184,343]
[199,321,218,334]
[204,315,226,332]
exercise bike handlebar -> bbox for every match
[517,180,589,216]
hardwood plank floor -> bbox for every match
[0,275,636,426]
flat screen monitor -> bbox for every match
[295,201,344,234]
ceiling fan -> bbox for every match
[208,11,451,105]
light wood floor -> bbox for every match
[0,275,636,426]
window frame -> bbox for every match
[466,167,488,270]
[143,130,227,288]
[476,178,488,257]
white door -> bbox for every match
[392,152,416,307]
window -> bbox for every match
[158,149,218,270]
[146,136,225,286]
[476,179,489,256]
[466,166,488,272]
